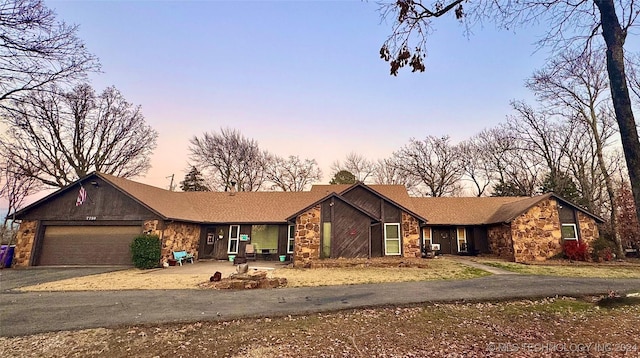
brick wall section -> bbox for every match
[487,224,514,261]
[510,198,562,262]
[12,220,38,267]
[577,211,599,247]
[401,212,421,258]
[147,221,201,262]
[293,206,321,267]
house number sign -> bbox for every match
[86,216,97,221]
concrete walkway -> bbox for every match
[2,275,639,337]
[446,257,518,275]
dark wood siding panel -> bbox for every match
[278,225,288,255]
[322,201,331,222]
[37,225,141,266]
[216,226,230,259]
[558,205,577,223]
[383,202,401,222]
[200,226,215,259]
[199,226,229,260]
[371,223,383,257]
[237,225,252,256]
[472,226,490,253]
[21,177,158,221]
[331,200,370,258]
[342,187,381,218]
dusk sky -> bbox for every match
[45,0,552,191]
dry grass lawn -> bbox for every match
[476,258,640,278]
[280,258,488,287]
[17,258,488,291]
[2,296,638,357]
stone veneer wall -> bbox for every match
[143,219,160,235]
[510,198,562,262]
[401,212,421,258]
[577,211,599,247]
[162,222,201,261]
[487,224,514,261]
[12,220,38,267]
[293,205,321,267]
[144,220,201,262]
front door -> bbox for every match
[432,228,456,255]
[200,226,229,260]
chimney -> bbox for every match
[229,181,237,196]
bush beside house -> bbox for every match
[131,234,161,269]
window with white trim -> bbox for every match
[561,224,578,240]
[228,225,240,254]
[384,223,401,255]
[287,225,295,254]
[457,227,467,252]
[423,227,432,250]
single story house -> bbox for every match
[10,172,603,267]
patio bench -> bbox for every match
[173,250,194,266]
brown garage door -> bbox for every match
[38,226,141,266]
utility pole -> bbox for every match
[166,174,175,191]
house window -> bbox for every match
[251,225,278,253]
[228,225,240,254]
[457,227,467,252]
[561,224,578,240]
[287,225,295,254]
[423,227,432,249]
[322,222,331,258]
[384,223,401,255]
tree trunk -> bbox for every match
[595,0,640,257]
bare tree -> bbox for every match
[378,0,640,235]
[475,127,539,197]
[265,155,322,191]
[189,128,268,192]
[0,153,40,260]
[0,84,157,187]
[0,0,99,103]
[372,157,419,193]
[331,152,376,183]
[615,180,640,250]
[394,135,463,197]
[527,49,624,254]
[458,139,495,197]
[508,101,574,190]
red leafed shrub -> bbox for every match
[563,240,590,261]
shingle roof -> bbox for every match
[98,173,203,221]
[99,173,327,223]
[84,174,605,225]
[183,191,328,223]
[410,196,527,225]
[486,193,554,224]
[410,192,605,225]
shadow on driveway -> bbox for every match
[0,267,129,292]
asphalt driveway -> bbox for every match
[2,274,639,337]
